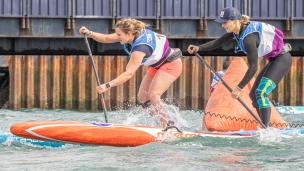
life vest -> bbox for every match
[122,29,169,66]
[234,21,284,59]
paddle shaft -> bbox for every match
[84,35,109,123]
[193,51,266,129]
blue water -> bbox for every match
[1,107,304,171]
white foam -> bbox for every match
[122,104,190,129]
[257,127,282,144]
[163,104,191,129]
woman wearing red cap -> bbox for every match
[187,7,292,127]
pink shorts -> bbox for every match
[146,58,182,78]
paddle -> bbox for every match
[191,48,266,129]
[84,35,109,123]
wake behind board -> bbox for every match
[275,106,304,114]
[0,133,66,148]
[10,121,257,147]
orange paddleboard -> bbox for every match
[10,121,257,147]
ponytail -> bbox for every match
[241,15,250,25]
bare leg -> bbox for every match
[137,75,153,104]
[147,70,178,127]
[137,71,177,127]
[138,56,182,127]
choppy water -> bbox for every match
[1,106,304,171]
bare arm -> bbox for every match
[96,51,145,93]
[109,51,144,86]
[90,32,119,43]
[79,26,119,43]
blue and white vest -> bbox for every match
[234,21,284,59]
[122,29,169,66]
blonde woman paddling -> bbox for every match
[188,7,291,127]
[79,18,183,127]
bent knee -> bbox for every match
[255,89,270,108]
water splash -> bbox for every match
[122,108,154,126]
[258,127,282,144]
[121,104,191,129]
[280,128,304,138]
[272,100,304,120]
[0,133,67,148]
[163,104,191,129]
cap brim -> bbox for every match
[214,18,228,23]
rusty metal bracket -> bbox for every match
[66,18,75,30]
[111,18,116,30]
[111,0,117,30]
[66,0,74,30]
[154,0,162,31]
[198,18,204,31]
[154,18,163,32]
[66,18,71,30]
[198,18,207,31]
[21,0,29,29]
[21,17,30,29]
[284,18,293,31]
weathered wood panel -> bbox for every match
[6,55,304,111]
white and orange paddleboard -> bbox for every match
[10,121,257,147]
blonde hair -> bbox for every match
[115,18,148,36]
[241,15,250,24]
